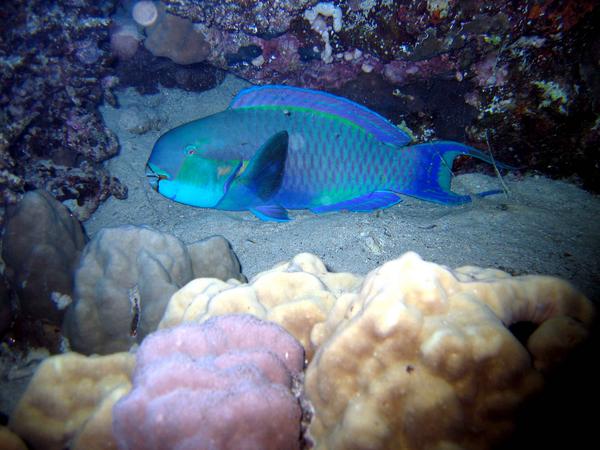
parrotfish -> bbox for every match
[146,85,506,221]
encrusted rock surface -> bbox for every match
[0,0,126,223]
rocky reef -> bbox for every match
[1,191,244,353]
[0,0,127,222]
[1,0,598,227]
[122,0,599,192]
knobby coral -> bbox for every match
[6,252,594,450]
[0,426,26,450]
[64,226,243,355]
[158,253,361,361]
[112,315,305,450]
[2,190,87,324]
[9,352,134,450]
[143,2,210,65]
[159,251,594,449]
[304,251,594,450]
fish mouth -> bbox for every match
[145,164,168,191]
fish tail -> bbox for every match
[397,141,511,204]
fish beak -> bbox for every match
[145,164,168,191]
[145,165,159,191]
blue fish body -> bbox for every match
[146,85,506,221]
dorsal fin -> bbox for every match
[229,85,412,146]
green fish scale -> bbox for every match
[239,108,419,207]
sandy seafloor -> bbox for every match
[89,74,600,302]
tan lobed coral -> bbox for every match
[143,2,210,65]
[304,251,595,450]
[0,426,27,450]
[9,352,134,450]
[158,253,361,361]
[63,226,243,355]
[2,190,87,324]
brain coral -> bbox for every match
[63,226,243,354]
[304,251,594,450]
[158,252,361,361]
[2,190,87,324]
[112,314,305,450]
[9,352,134,450]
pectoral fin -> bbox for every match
[241,130,289,200]
[217,131,289,215]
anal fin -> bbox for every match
[250,204,290,222]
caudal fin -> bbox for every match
[398,141,511,205]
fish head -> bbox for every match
[146,126,242,207]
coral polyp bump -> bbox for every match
[7,252,594,449]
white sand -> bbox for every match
[88,75,600,301]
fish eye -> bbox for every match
[184,144,199,156]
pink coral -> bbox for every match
[112,314,305,450]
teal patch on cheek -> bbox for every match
[159,158,240,208]
[159,178,225,207]
[147,162,170,177]
[157,180,177,200]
